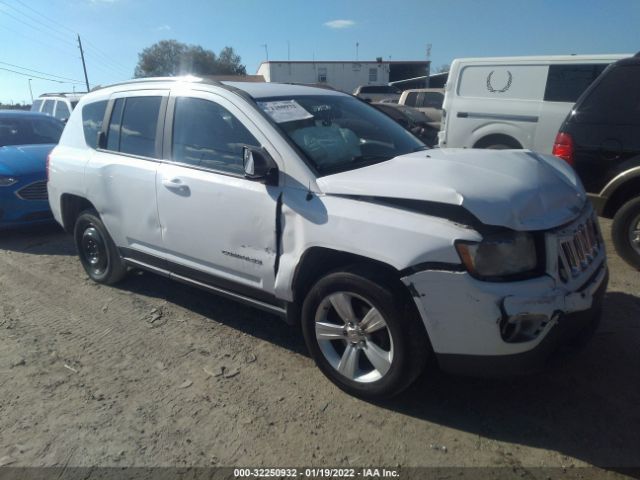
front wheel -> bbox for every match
[74,210,128,284]
[612,196,640,270]
[301,267,429,399]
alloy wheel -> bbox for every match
[314,291,394,383]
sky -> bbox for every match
[1,0,639,104]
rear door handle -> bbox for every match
[162,177,189,192]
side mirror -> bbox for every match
[243,146,278,185]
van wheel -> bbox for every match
[474,135,522,150]
[612,197,640,270]
[74,210,128,284]
[301,266,429,399]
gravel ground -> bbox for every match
[0,218,638,477]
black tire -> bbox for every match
[474,135,522,150]
[301,265,430,399]
[612,196,640,270]
[74,209,127,284]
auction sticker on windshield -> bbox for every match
[258,100,314,123]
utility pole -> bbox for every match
[356,42,359,61]
[28,79,33,102]
[261,44,269,62]
[77,34,90,92]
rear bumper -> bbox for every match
[435,268,608,377]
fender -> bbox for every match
[273,188,481,302]
[600,164,640,199]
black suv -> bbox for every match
[553,53,640,269]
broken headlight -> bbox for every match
[455,232,540,280]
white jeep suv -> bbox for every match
[48,77,608,399]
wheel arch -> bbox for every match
[285,247,413,325]
[60,193,97,233]
[602,174,640,219]
[473,133,523,149]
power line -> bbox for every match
[0,23,79,58]
[0,66,82,84]
[83,39,132,74]
[0,4,77,48]
[83,49,132,78]
[13,0,76,35]
[4,0,132,76]
[0,61,84,83]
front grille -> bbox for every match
[16,181,48,201]
[557,214,601,282]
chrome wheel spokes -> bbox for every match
[315,291,393,383]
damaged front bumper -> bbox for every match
[401,260,608,377]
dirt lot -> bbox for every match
[0,218,639,476]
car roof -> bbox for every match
[38,92,86,100]
[452,54,631,64]
[0,109,61,120]
[91,77,349,100]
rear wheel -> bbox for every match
[301,266,429,399]
[612,196,640,270]
[74,210,127,284]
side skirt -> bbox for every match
[120,250,287,318]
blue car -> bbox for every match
[0,110,64,229]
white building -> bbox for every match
[256,60,430,93]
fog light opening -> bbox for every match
[501,314,549,343]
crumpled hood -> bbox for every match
[317,148,587,231]
[0,144,54,176]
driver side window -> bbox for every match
[172,97,260,174]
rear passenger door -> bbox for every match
[85,90,168,259]
[155,90,282,298]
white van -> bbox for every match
[438,54,629,153]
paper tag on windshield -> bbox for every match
[258,100,313,123]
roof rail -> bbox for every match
[40,92,87,97]
[92,76,224,91]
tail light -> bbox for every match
[552,132,574,165]
[46,154,51,182]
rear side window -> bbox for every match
[544,64,607,102]
[106,96,162,158]
[42,100,55,115]
[31,99,43,112]
[420,92,444,109]
[575,65,640,126]
[54,101,70,121]
[82,100,107,149]
[404,92,418,107]
[171,97,259,174]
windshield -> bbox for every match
[0,116,64,147]
[258,95,426,175]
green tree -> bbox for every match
[134,40,246,78]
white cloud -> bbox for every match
[155,24,171,32]
[323,19,355,29]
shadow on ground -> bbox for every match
[0,224,73,256]
[119,271,640,471]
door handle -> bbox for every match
[162,177,189,193]
[162,177,186,188]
